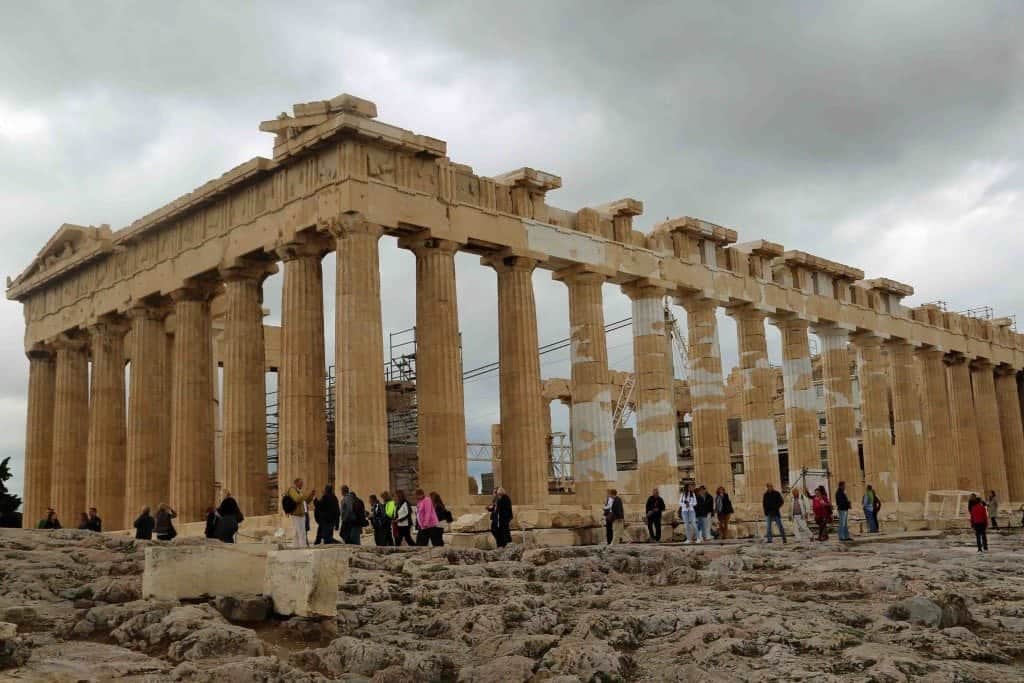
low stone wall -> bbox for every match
[142,543,271,601]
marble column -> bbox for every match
[221,261,276,516]
[771,317,819,475]
[886,340,927,502]
[916,347,956,492]
[728,305,780,492]
[945,354,983,492]
[22,347,56,528]
[815,326,862,503]
[403,235,468,504]
[169,284,217,522]
[680,296,733,490]
[853,334,895,501]
[558,267,616,504]
[971,360,1009,502]
[126,303,171,521]
[329,217,389,497]
[277,233,330,495]
[489,255,548,505]
[86,317,129,530]
[51,334,90,523]
[995,367,1024,502]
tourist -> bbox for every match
[154,503,177,541]
[835,481,852,541]
[415,489,441,546]
[714,486,734,540]
[487,487,513,548]
[203,506,218,539]
[382,491,396,526]
[863,485,880,533]
[283,478,316,547]
[393,490,415,546]
[133,506,154,540]
[762,483,786,543]
[603,488,625,545]
[678,483,698,544]
[339,486,365,545]
[369,494,393,546]
[77,512,90,530]
[645,487,666,542]
[214,493,245,543]
[314,484,341,545]
[790,488,812,542]
[430,492,452,546]
[968,493,989,552]
[695,485,714,542]
[36,508,61,530]
[987,490,999,529]
[812,487,831,541]
[85,507,102,533]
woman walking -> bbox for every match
[392,490,415,546]
[968,493,989,552]
[415,489,441,546]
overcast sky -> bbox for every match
[1,2,1022,502]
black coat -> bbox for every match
[645,495,665,518]
[607,496,624,521]
[695,493,714,516]
[836,489,852,511]
[134,513,155,540]
[316,493,341,528]
[715,493,734,516]
[763,490,784,516]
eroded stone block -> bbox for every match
[142,543,269,601]
[263,549,348,618]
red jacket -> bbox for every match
[969,500,988,525]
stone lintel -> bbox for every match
[850,330,889,345]
[652,216,738,245]
[773,250,865,281]
[551,262,617,282]
[592,198,643,217]
[729,239,785,258]
[675,289,729,308]
[492,167,563,193]
[724,301,775,317]
[811,321,857,338]
[859,277,914,297]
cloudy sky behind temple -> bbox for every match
[1,2,1022,500]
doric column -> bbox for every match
[945,353,983,492]
[488,254,548,505]
[401,234,468,505]
[169,282,217,522]
[886,340,927,502]
[995,366,1024,501]
[680,295,732,490]
[916,347,956,491]
[852,334,895,501]
[51,333,90,523]
[556,266,616,504]
[220,260,277,516]
[328,216,389,497]
[727,305,780,492]
[971,360,1009,501]
[276,232,331,495]
[22,346,56,528]
[126,302,171,522]
[814,325,862,503]
[771,316,819,475]
[86,316,129,530]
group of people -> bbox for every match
[36,507,103,532]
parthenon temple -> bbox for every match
[9,93,1024,531]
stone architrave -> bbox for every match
[995,366,1024,502]
[51,333,90,524]
[488,254,549,505]
[770,316,819,475]
[556,266,616,504]
[916,347,956,492]
[276,232,331,495]
[86,316,129,530]
[400,234,468,505]
[945,353,983,493]
[22,346,56,528]
[853,334,895,502]
[728,305,781,494]
[169,283,218,522]
[814,325,862,503]
[328,216,389,497]
[220,260,276,516]
[680,295,732,491]
[970,360,1009,502]
[886,340,927,503]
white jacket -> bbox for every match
[678,492,697,513]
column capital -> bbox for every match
[995,363,1020,377]
[724,302,769,322]
[397,232,463,256]
[320,213,383,240]
[849,331,886,348]
[25,342,54,361]
[675,292,721,314]
[621,280,667,301]
[767,313,811,332]
[914,346,945,361]
[127,298,173,321]
[811,323,854,339]
[969,358,994,372]
[51,331,89,352]
[481,251,541,273]
[88,314,130,340]
[943,351,969,366]
[219,258,278,283]
[169,278,220,303]
[551,263,613,285]
[276,230,333,261]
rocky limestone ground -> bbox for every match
[0,527,1023,682]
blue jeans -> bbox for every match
[864,508,878,533]
[680,510,697,541]
[838,510,850,540]
[765,514,786,542]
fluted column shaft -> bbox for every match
[406,237,468,504]
[886,341,927,502]
[916,348,956,491]
[331,218,389,497]
[23,349,56,528]
[51,336,90,522]
[681,296,732,490]
[86,318,129,530]
[995,368,1024,501]
[816,327,862,503]
[277,234,330,494]
[945,355,983,492]
[772,317,819,473]
[971,361,1008,501]
[221,263,275,515]
[729,306,780,493]
[169,286,216,521]
[854,334,895,501]
[492,256,548,505]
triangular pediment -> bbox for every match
[8,223,113,294]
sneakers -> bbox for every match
[682,540,691,545]
[695,538,702,544]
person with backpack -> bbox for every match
[339,486,365,545]
[812,486,832,541]
[835,481,852,541]
[393,490,415,546]
[313,484,340,544]
[213,493,244,543]
[283,478,316,547]
[369,494,393,546]
[968,493,989,552]
[863,484,880,533]
[415,489,441,546]
[429,492,451,546]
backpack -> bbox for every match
[282,495,297,514]
[371,503,389,530]
[352,497,369,527]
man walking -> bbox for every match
[645,488,666,542]
[284,478,316,548]
[835,480,852,541]
[762,483,786,543]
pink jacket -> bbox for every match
[417,497,439,529]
